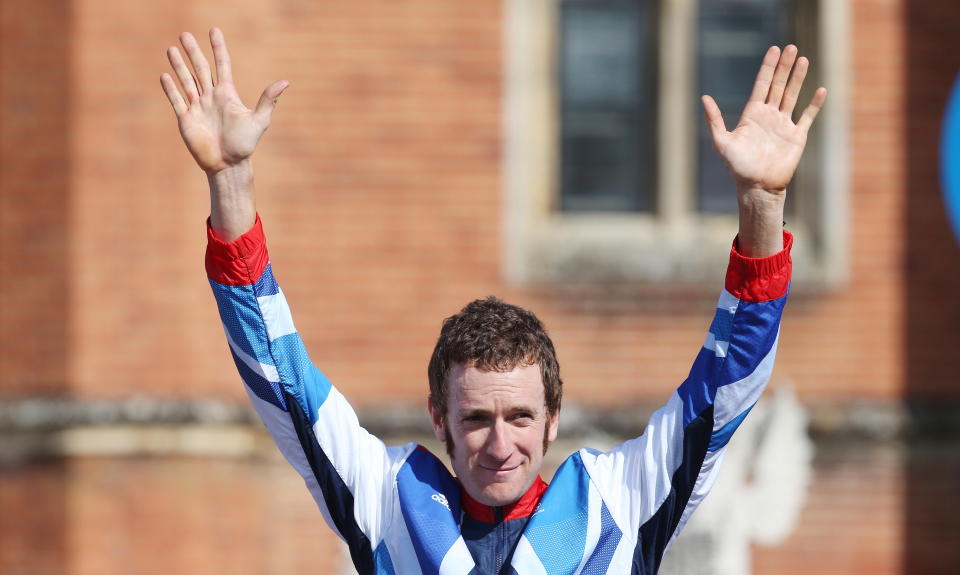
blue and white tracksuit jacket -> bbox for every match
[206,216,793,575]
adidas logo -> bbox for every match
[431,493,450,510]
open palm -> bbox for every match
[702,45,827,196]
[160,28,288,174]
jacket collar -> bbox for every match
[460,476,548,523]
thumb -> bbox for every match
[701,95,728,149]
[254,80,290,126]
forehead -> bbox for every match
[447,363,544,409]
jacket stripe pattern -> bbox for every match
[205,215,793,575]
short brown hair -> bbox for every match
[428,296,562,418]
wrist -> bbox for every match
[208,159,256,242]
[736,185,786,258]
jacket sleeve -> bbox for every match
[578,231,794,574]
[205,215,414,572]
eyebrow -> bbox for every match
[456,405,541,419]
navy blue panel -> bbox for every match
[719,294,786,385]
[286,392,374,575]
[229,347,286,410]
[252,263,280,298]
[633,405,714,575]
[462,512,529,574]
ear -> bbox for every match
[427,396,446,442]
[546,410,560,443]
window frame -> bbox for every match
[502,0,850,288]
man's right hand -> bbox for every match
[160,28,287,240]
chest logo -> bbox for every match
[431,493,450,510]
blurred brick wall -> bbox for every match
[0,0,71,397]
[2,0,960,574]
[5,0,949,410]
[3,0,948,407]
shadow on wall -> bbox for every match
[904,1,960,574]
[659,385,813,575]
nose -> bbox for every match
[484,419,513,462]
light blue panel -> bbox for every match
[942,72,960,244]
[209,279,271,364]
[708,404,754,452]
[579,502,622,574]
[524,452,590,574]
[269,333,332,423]
[373,541,397,575]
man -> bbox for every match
[161,28,824,574]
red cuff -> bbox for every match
[724,230,793,302]
[205,214,270,286]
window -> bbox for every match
[559,0,657,212]
[503,0,849,286]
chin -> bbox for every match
[477,489,519,507]
[474,479,525,506]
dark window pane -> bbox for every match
[559,0,656,212]
[697,0,790,213]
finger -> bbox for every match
[254,80,290,126]
[180,32,213,94]
[767,44,798,106]
[160,73,188,116]
[797,87,827,132]
[701,95,728,149]
[210,27,233,85]
[167,46,200,103]
[780,56,809,116]
[748,46,781,103]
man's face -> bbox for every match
[429,363,559,507]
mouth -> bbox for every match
[479,463,520,473]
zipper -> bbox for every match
[494,506,505,573]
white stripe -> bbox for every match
[717,289,740,313]
[378,517,425,575]
[573,485,603,574]
[510,535,549,575]
[579,392,686,533]
[223,325,280,382]
[712,332,779,431]
[243,387,342,541]
[438,537,478,575]
[702,332,730,358]
[257,289,297,342]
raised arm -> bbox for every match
[161,31,414,572]
[159,27,288,240]
[571,47,823,573]
[702,44,827,257]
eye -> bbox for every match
[510,412,534,423]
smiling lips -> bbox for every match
[480,463,520,473]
